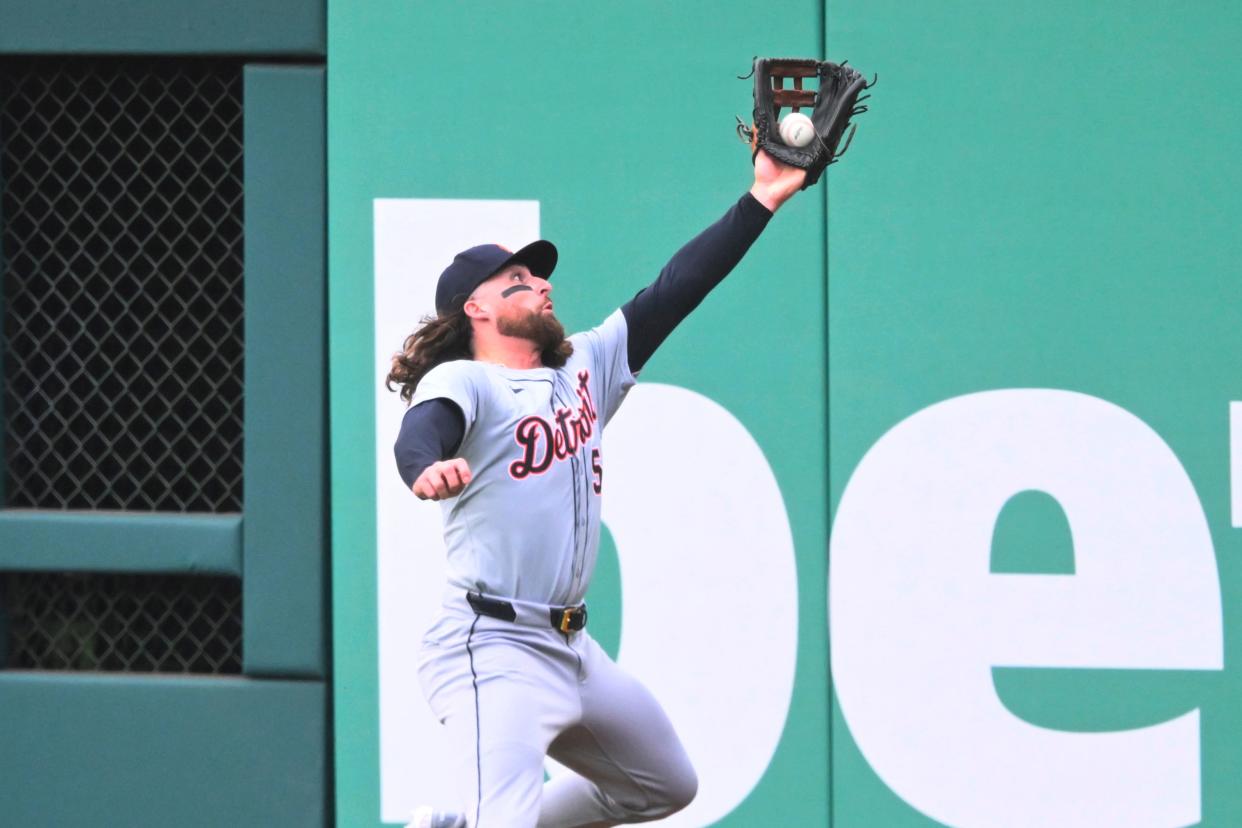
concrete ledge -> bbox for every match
[0,509,242,575]
[0,0,324,55]
[0,672,325,827]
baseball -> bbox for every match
[779,112,815,148]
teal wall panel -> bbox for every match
[0,0,324,55]
[329,1,828,825]
[0,14,331,828]
[0,511,241,573]
[0,673,325,827]
[827,1,1242,826]
[0,137,5,509]
[243,64,327,677]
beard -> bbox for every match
[496,306,567,352]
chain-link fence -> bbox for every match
[0,58,247,673]
[0,57,244,513]
[0,571,241,672]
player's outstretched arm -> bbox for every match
[750,149,807,212]
[620,150,803,373]
[412,457,472,501]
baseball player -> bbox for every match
[387,150,806,828]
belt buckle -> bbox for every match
[559,607,575,633]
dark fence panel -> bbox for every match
[1,58,243,513]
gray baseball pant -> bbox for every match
[417,592,697,827]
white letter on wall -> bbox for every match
[375,198,543,821]
[586,383,798,826]
[830,389,1223,828]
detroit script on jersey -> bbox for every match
[509,370,599,480]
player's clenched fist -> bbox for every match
[412,458,473,501]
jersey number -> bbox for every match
[591,448,603,493]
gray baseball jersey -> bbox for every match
[409,308,635,607]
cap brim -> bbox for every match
[494,239,558,280]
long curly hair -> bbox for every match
[386,309,574,403]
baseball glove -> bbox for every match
[736,57,874,188]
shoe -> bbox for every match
[406,806,466,828]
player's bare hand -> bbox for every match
[412,458,473,501]
[750,149,806,212]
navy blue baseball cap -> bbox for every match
[435,240,558,315]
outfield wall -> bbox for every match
[827,3,1242,825]
[2,1,1235,826]
[330,2,1242,827]
[0,2,328,825]
[329,2,830,825]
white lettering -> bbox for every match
[1231,401,1242,528]
[374,198,543,820]
[575,383,799,826]
[830,389,1223,828]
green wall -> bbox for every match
[329,0,1241,825]
[0,674,325,826]
[0,0,323,54]
[331,0,1242,825]
[0,3,329,825]
[329,1,831,824]
[828,1,1242,826]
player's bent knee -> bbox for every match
[606,760,697,820]
[646,763,698,818]
[669,764,699,813]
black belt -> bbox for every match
[466,591,588,633]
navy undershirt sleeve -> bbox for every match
[394,397,466,488]
[621,192,773,373]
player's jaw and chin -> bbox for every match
[494,302,567,352]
